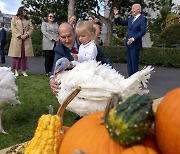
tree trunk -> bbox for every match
[68,0,76,21]
[97,13,114,46]
[104,21,113,46]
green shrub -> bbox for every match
[4,31,11,54]
[32,29,43,56]
[112,37,125,47]
[112,25,127,47]
[101,46,180,68]
[33,44,43,56]
[101,46,126,63]
[148,8,169,46]
[162,48,180,67]
[156,23,180,48]
[140,47,165,65]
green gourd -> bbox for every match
[106,94,154,146]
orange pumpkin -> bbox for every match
[155,88,180,154]
[59,111,160,154]
[121,145,158,154]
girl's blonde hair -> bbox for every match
[75,20,96,40]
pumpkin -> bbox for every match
[121,145,158,154]
[24,87,81,154]
[59,111,160,154]
[155,88,180,154]
[106,94,154,146]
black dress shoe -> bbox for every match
[1,62,5,63]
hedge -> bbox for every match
[155,23,180,48]
[101,46,180,68]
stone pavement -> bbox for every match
[1,56,180,97]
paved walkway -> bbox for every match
[1,56,180,97]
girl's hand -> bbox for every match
[68,62,74,69]
[71,53,78,61]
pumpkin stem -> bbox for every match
[100,93,121,124]
[57,86,81,127]
[49,105,54,115]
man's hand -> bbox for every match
[127,38,134,45]
[49,77,60,96]
[113,7,119,15]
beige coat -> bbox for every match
[8,16,34,57]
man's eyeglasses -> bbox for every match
[23,9,28,12]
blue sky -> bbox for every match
[0,0,22,15]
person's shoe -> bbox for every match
[45,73,49,77]
[0,61,5,63]
[15,72,19,77]
[14,70,19,77]
[22,71,28,76]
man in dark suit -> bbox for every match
[113,4,147,76]
[49,22,111,95]
[0,22,6,63]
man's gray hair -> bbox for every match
[134,3,141,12]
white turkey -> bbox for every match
[0,67,20,134]
[56,60,154,117]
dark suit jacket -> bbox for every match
[0,28,6,47]
[51,42,112,75]
[115,15,147,49]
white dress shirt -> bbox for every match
[132,14,141,23]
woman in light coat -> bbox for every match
[8,6,34,77]
[41,13,59,76]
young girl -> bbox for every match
[71,20,97,66]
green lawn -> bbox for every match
[0,73,76,150]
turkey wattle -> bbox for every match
[0,67,20,134]
[56,60,154,117]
